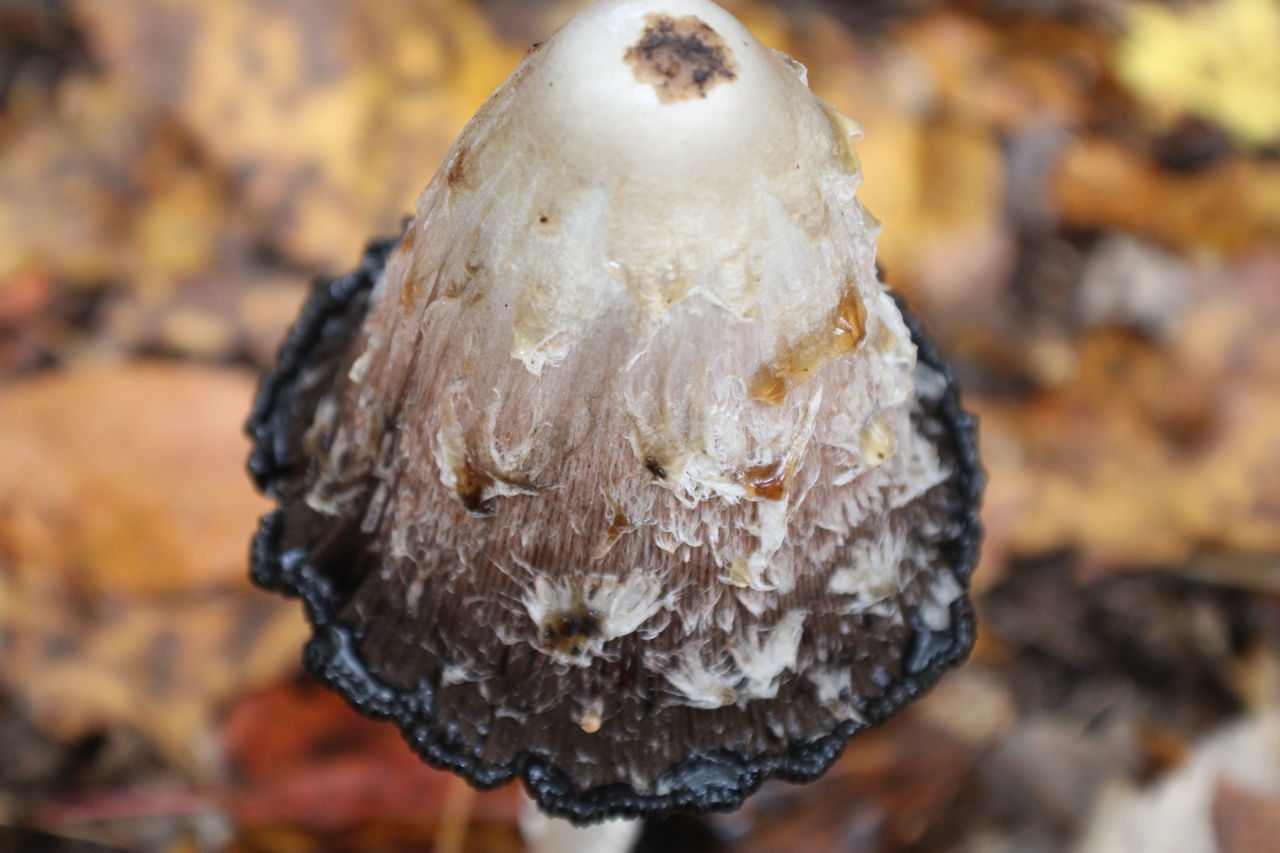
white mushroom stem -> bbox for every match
[520,798,641,853]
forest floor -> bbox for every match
[1,0,1278,850]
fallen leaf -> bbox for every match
[1118,0,1280,148]
[1053,137,1280,253]
[0,363,306,766]
[1074,712,1280,853]
[74,0,520,273]
[717,684,994,852]
[976,250,1280,575]
[219,682,522,847]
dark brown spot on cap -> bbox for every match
[594,503,632,559]
[625,14,738,103]
[455,458,496,516]
[543,608,601,656]
[446,145,469,189]
[645,456,667,479]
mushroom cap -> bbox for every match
[248,0,982,824]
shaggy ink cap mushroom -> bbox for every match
[248,0,983,824]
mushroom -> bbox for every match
[247,0,982,825]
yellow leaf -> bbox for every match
[1118,0,1280,147]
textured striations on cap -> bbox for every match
[247,0,983,824]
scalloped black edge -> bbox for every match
[246,236,398,495]
[246,238,985,824]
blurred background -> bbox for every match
[0,0,1278,850]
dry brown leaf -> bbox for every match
[0,363,305,765]
[75,0,520,273]
[1053,137,1280,252]
[897,11,1108,132]
[0,363,268,593]
[1075,712,1280,853]
[976,251,1280,576]
[718,697,985,852]
[0,79,141,287]
[219,682,522,838]
[0,78,247,335]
